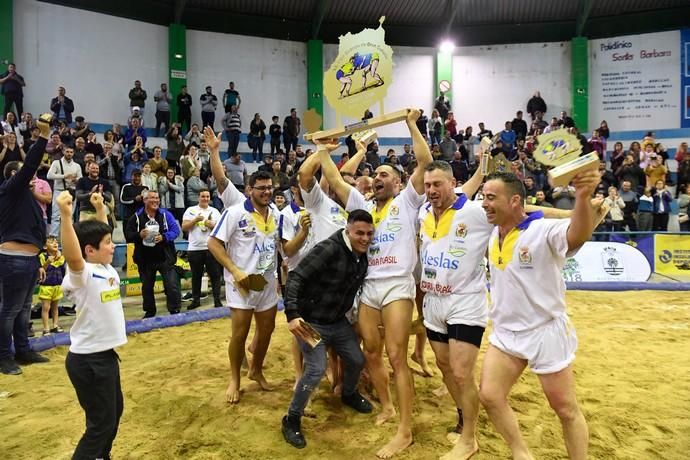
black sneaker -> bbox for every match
[169,309,181,315]
[200,292,209,300]
[0,358,22,375]
[27,322,35,338]
[143,312,156,319]
[281,416,306,449]
[15,351,49,365]
[182,292,193,302]
[214,300,224,308]
[187,302,201,310]
[341,391,373,414]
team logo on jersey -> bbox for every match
[448,246,467,258]
[602,246,624,276]
[455,223,467,239]
[519,247,532,266]
[424,268,437,279]
[389,205,399,216]
[238,218,248,228]
[330,206,340,214]
[386,223,402,233]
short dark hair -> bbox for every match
[378,164,402,179]
[75,116,85,122]
[272,116,279,121]
[289,175,299,188]
[273,190,285,198]
[486,172,526,201]
[198,187,210,194]
[248,170,272,186]
[347,209,373,225]
[3,161,21,179]
[132,169,142,176]
[424,160,453,176]
[73,220,113,258]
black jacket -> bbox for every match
[285,230,368,325]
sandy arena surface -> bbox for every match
[1,291,689,460]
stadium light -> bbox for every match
[439,40,455,54]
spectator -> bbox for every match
[120,170,147,222]
[1,111,19,137]
[50,87,75,124]
[158,167,185,222]
[615,154,645,193]
[532,112,548,132]
[674,141,688,163]
[221,106,242,158]
[449,150,468,183]
[128,80,147,118]
[197,140,211,177]
[185,167,208,207]
[438,131,456,162]
[73,136,88,167]
[0,115,51,375]
[677,149,690,197]
[644,153,667,188]
[416,109,428,140]
[638,142,656,169]
[124,118,146,150]
[47,132,64,161]
[181,188,223,309]
[32,174,52,226]
[270,160,290,192]
[269,115,282,155]
[73,116,90,141]
[165,125,184,171]
[598,161,618,191]
[543,116,559,134]
[176,85,192,133]
[478,122,493,140]
[651,180,672,231]
[598,120,610,142]
[588,130,605,160]
[637,186,654,231]
[558,110,574,128]
[399,144,413,168]
[200,86,218,129]
[526,91,547,121]
[125,189,181,318]
[249,113,266,162]
[147,145,168,177]
[122,149,145,184]
[258,154,273,173]
[619,180,639,231]
[551,183,576,210]
[0,132,26,185]
[180,144,202,181]
[434,91,451,120]
[85,131,103,159]
[523,176,538,199]
[444,111,458,141]
[428,109,442,146]
[223,81,241,113]
[140,162,158,191]
[534,189,552,207]
[511,111,528,140]
[18,112,35,144]
[628,141,642,162]
[46,146,82,236]
[610,142,626,172]
[604,186,625,232]
[128,106,144,128]
[153,83,172,137]
[23,126,41,155]
[365,142,381,169]
[283,108,301,153]
[75,160,112,218]
[223,152,247,191]
[499,121,516,155]
[98,142,121,210]
[0,63,25,118]
[184,123,202,147]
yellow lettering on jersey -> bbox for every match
[422,208,455,241]
[370,198,393,228]
[490,228,519,270]
[251,211,277,234]
[100,288,121,303]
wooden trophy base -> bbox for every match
[548,152,600,187]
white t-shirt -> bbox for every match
[279,202,315,272]
[418,194,492,295]
[219,182,245,210]
[62,263,127,354]
[210,199,279,284]
[488,214,574,332]
[300,182,348,244]
[183,205,222,251]
[347,185,425,279]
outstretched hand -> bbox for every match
[203,126,222,152]
[572,170,601,199]
[90,192,104,210]
[406,108,421,123]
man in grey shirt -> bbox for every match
[223,153,247,191]
[439,131,457,162]
[618,180,639,231]
[46,146,82,236]
[154,83,172,137]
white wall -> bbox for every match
[323,44,435,139]
[452,41,572,134]
[186,30,307,129]
[14,0,168,128]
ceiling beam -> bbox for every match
[575,0,593,36]
[173,0,186,24]
[444,0,462,37]
[311,0,331,40]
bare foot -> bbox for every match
[376,431,413,458]
[432,384,449,398]
[333,383,343,397]
[225,380,240,404]
[375,406,397,426]
[247,370,273,391]
[439,438,479,460]
[411,353,435,377]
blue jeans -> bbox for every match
[287,319,364,418]
[0,253,40,360]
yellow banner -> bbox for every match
[655,234,690,280]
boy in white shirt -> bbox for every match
[57,191,127,460]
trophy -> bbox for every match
[533,130,599,187]
[304,108,410,142]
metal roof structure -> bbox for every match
[41,0,690,46]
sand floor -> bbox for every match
[1,291,689,460]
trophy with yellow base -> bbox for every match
[533,129,599,187]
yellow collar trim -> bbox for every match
[490,228,520,270]
[371,197,393,228]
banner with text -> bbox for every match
[590,31,680,131]
[654,234,690,281]
[561,241,651,283]
[681,28,690,129]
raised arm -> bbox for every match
[205,126,229,194]
[89,192,109,224]
[316,141,353,206]
[57,191,85,272]
[297,150,322,192]
[567,170,601,252]
[339,141,366,176]
[460,143,487,197]
[406,108,433,194]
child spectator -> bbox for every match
[57,191,127,460]
[38,236,66,335]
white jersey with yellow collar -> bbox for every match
[219,182,245,210]
[418,194,492,296]
[211,198,279,284]
[279,201,315,271]
[300,183,348,244]
[347,184,425,279]
[488,212,573,332]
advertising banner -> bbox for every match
[561,241,651,282]
[654,234,690,280]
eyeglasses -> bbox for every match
[252,186,273,192]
